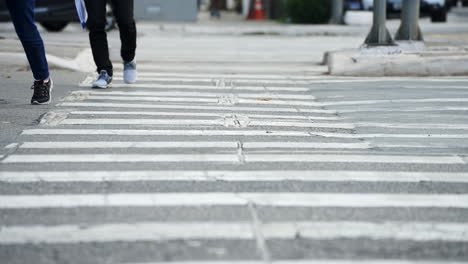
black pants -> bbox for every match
[85,0,137,76]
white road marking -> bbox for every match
[61,118,220,126]
[321,98,468,106]
[59,102,336,114]
[121,261,468,264]
[87,95,320,107]
[109,83,311,92]
[89,91,316,100]
[113,72,312,80]
[357,122,468,130]
[1,193,468,209]
[113,77,309,85]
[308,132,468,139]
[18,141,370,150]
[1,153,464,165]
[59,119,354,129]
[71,111,339,121]
[1,221,468,244]
[400,85,468,90]
[19,142,238,149]
[243,142,371,149]
[21,129,312,137]
[1,170,467,183]
[3,143,18,149]
[244,154,464,164]
[1,154,240,163]
[22,129,468,139]
[340,107,468,113]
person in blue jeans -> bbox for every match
[6,0,52,105]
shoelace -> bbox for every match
[31,81,49,98]
[98,72,108,81]
[124,62,136,71]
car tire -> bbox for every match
[431,8,447,22]
[463,0,468,7]
[40,22,69,32]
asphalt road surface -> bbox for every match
[1,28,468,264]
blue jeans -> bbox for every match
[6,0,49,80]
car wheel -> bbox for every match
[40,22,69,32]
[463,0,468,7]
[105,2,116,32]
[431,8,447,22]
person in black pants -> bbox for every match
[6,0,53,104]
[85,0,138,88]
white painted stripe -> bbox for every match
[244,142,372,149]
[61,118,220,126]
[89,91,316,100]
[400,85,468,90]
[109,83,311,92]
[1,154,240,164]
[22,129,312,137]
[1,154,463,164]
[19,142,370,150]
[250,121,353,129]
[87,95,320,107]
[308,132,468,139]
[60,102,336,114]
[121,261,468,264]
[113,72,311,80]
[19,142,238,149]
[22,129,468,139]
[321,98,468,106]
[357,122,468,130]
[1,193,468,209]
[1,170,467,183]
[71,111,339,121]
[60,119,354,129]
[340,107,468,113]
[113,77,309,85]
[244,154,464,164]
[3,221,468,244]
[3,143,18,149]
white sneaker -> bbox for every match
[123,60,137,84]
[92,70,113,89]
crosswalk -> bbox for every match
[1,65,468,263]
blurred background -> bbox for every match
[1,0,467,33]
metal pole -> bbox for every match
[395,0,423,41]
[365,0,395,45]
[330,0,344,24]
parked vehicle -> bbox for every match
[0,0,115,32]
[345,0,450,23]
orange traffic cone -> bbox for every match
[252,0,265,20]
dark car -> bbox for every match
[345,0,452,22]
[0,0,115,32]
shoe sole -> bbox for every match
[31,79,53,105]
[124,79,137,84]
[92,83,112,89]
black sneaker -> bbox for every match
[31,78,53,105]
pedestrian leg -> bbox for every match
[6,0,52,104]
